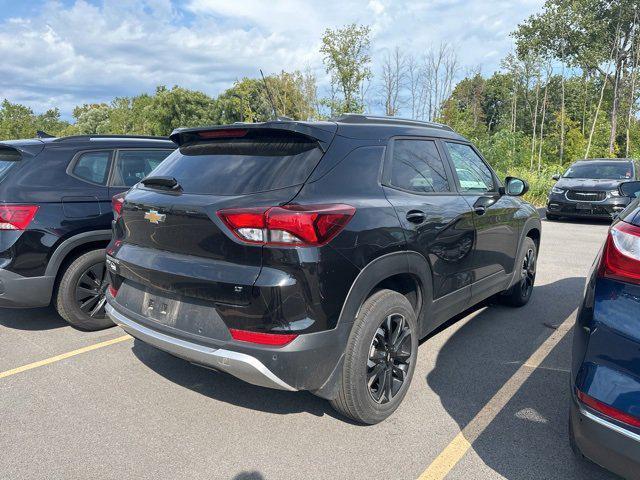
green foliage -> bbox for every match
[320,24,372,114]
[0,100,69,139]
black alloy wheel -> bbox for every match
[76,262,109,319]
[367,313,413,404]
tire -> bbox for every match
[500,237,537,307]
[545,212,559,221]
[55,249,114,331]
[330,289,419,424]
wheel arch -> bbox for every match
[46,230,112,281]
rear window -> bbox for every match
[0,146,22,182]
[149,130,323,195]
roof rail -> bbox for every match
[53,134,171,142]
[331,114,454,132]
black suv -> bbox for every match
[105,115,541,424]
[0,135,174,329]
[546,158,638,220]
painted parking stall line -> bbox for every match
[0,335,131,380]
[418,309,576,480]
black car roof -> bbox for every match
[573,158,634,164]
[170,114,468,147]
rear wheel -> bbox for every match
[55,249,114,331]
[330,289,418,424]
[501,237,537,307]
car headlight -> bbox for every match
[608,189,621,197]
[551,186,565,195]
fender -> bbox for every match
[336,250,434,329]
[314,250,433,400]
[506,215,542,290]
[45,230,112,277]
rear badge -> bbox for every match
[144,210,166,224]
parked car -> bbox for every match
[105,115,541,424]
[570,180,640,478]
[0,134,175,330]
[546,158,638,221]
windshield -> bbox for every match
[563,163,633,180]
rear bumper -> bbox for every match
[570,394,640,479]
[105,298,352,394]
[0,269,54,308]
[107,303,296,391]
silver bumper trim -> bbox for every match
[106,303,296,391]
[579,407,640,443]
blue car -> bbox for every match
[570,180,640,479]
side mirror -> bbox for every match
[619,181,640,198]
[552,174,561,181]
[504,177,529,197]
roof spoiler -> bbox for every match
[0,141,45,160]
[169,121,337,152]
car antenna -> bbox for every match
[260,69,279,120]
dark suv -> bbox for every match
[0,135,175,329]
[546,158,638,220]
[105,115,541,424]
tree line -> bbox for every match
[0,0,638,203]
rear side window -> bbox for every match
[0,146,21,182]
[72,151,111,185]
[111,149,174,187]
[389,139,450,193]
[445,143,495,192]
[150,130,323,195]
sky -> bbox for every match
[0,0,545,119]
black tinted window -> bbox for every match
[150,131,323,195]
[446,143,495,192]
[0,146,20,182]
[390,140,450,193]
[111,149,173,187]
[72,151,111,185]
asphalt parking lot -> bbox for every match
[0,217,622,480]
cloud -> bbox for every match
[0,0,544,118]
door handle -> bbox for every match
[406,210,427,224]
[474,205,486,216]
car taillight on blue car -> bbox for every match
[599,220,640,285]
[0,205,38,230]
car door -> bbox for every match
[382,137,476,330]
[108,148,175,196]
[442,141,520,300]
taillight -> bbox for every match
[112,193,125,219]
[0,205,38,230]
[599,221,640,285]
[217,204,355,246]
[229,328,298,346]
[577,389,640,428]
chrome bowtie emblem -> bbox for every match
[144,210,166,224]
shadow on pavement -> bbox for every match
[130,338,357,423]
[233,472,265,480]
[426,276,617,479]
[537,207,613,226]
[0,305,67,330]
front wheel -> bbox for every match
[55,249,115,331]
[330,289,418,424]
[500,237,537,307]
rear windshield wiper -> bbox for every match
[140,176,182,191]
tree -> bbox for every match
[320,24,372,114]
[147,86,218,135]
[514,0,640,155]
[380,47,408,116]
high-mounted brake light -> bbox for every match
[599,221,640,285]
[112,193,125,219]
[229,328,298,346]
[0,205,38,230]
[217,204,356,246]
[577,389,640,428]
[198,129,248,139]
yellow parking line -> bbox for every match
[418,311,576,480]
[0,334,131,380]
